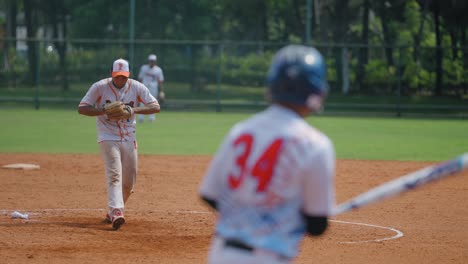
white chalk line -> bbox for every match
[331,219,404,244]
[0,208,403,244]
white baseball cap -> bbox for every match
[112,58,130,78]
[148,54,157,61]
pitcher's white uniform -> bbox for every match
[79,78,157,219]
[200,105,335,263]
[138,62,164,122]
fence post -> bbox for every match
[341,46,350,94]
[305,0,312,45]
[34,38,40,110]
[216,43,223,112]
[396,46,402,117]
[128,0,135,72]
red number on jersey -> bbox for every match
[251,138,283,192]
[228,134,253,189]
[228,134,284,192]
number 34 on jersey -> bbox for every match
[228,133,284,195]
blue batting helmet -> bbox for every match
[267,45,328,106]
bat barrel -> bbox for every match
[332,153,468,216]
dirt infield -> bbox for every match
[0,153,467,264]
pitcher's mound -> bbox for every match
[2,163,40,170]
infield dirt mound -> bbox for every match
[0,153,467,264]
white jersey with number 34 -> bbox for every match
[200,105,335,258]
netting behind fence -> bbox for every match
[0,38,467,117]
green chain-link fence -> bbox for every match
[1,38,467,117]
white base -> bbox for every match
[2,163,41,170]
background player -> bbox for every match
[137,54,165,123]
[199,45,336,263]
[78,58,160,230]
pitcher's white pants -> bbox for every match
[207,237,291,264]
[99,140,137,213]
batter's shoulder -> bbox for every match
[297,122,333,148]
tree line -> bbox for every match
[1,0,468,96]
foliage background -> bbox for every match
[0,0,467,117]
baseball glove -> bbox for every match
[158,91,165,104]
[104,101,134,121]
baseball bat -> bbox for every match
[332,153,468,216]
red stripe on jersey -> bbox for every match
[124,80,132,96]
[107,79,119,101]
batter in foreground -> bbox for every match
[199,45,336,263]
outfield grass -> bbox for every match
[1,108,466,161]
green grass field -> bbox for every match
[1,108,466,161]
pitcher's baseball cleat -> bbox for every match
[104,213,112,224]
[112,217,125,230]
[110,208,125,230]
